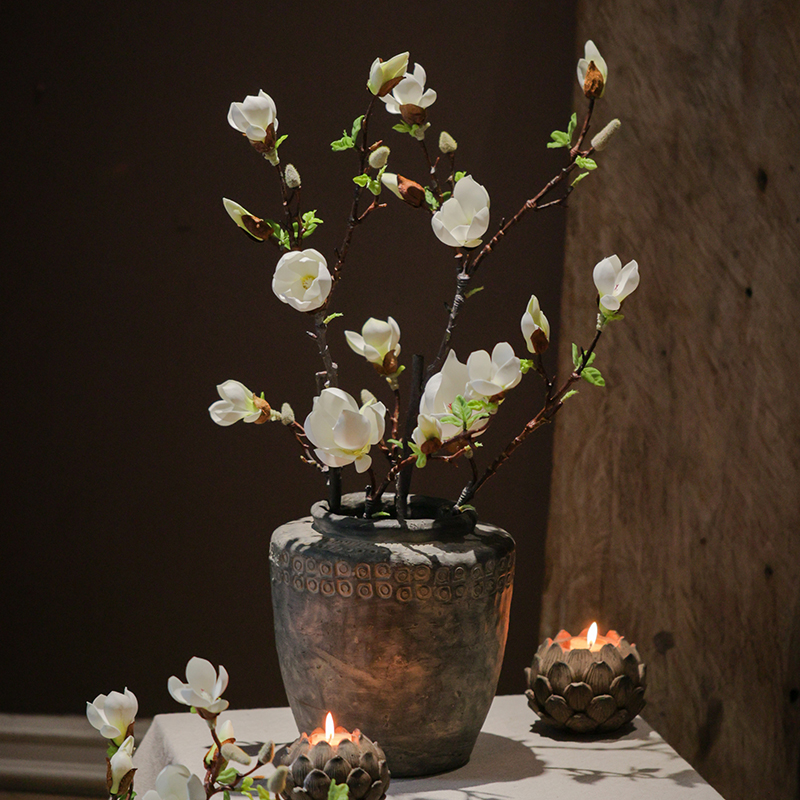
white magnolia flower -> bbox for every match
[431,175,490,248]
[141,765,204,800]
[577,40,608,98]
[272,249,332,312]
[521,295,551,354]
[109,736,135,795]
[304,388,386,473]
[412,413,443,451]
[209,380,263,426]
[345,317,401,367]
[381,63,437,118]
[227,90,278,143]
[466,342,522,399]
[86,688,138,746]
[222,198,266,241]
[593,255,640,314]
[419,350,471,440]
[168,657,229,714]
[368,52,409,96]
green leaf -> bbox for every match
[571,343,580,368]
[351,115,365,140]
[392,122,416,135]
[424,188,439,210]
[562,389,578,401]
[567,112,577,140]
[581,366,605,387]
[301,210,324,239]
[217,766,239,785]
[328,780,350,800]
[256,787,270,800]
[331,132,355,151]
[548,130,570,148]
[454,171,466,183]
[464,286,484,299]
[223,792,231,800]
[274,134,289,151]
[106,743,118,758]
[241,777,254,791]
[386,438,403,448]
[571,171,589,187]
[408,442,427,468]
[352,174,370,187]
[371,511,391,518]
[575,156,598,170]
[519,358,535,374]
[439,414,461,427]
[602,311,625,322]
[323,312,343,325]
[456,503,477,513]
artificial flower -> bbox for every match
[168,657,229,714]
[141,764,205,800]
[591,118,621,151]
[418,350,471,440]
[86,688,138,746]
[431,175,490,248]
[368,146,390,169]
[227,90,279,144]
[209,380,264,426]
[222,198,268,241]
[272,249,332,312]
[577,40,608,98]
[304,388,386,473]
[466,342,522,399]
[108,736,135,796]
[380,173,425,207]
[381,63,437,125]
[593,255,640,314]
[345,317,401,371]
[367,52,409,96]
[521,295,551,355]
[412,413,443,453]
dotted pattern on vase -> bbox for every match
[270,549,515,603]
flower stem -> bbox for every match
[456,329,603,505]
[396,354,425,518]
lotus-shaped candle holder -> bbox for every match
[273,727,390,800]
[525,627,646,733]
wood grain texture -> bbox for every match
[543,1,800,799]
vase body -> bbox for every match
[269,493,515,778]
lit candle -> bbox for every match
[553,622,623,652]
[307,712,355,747]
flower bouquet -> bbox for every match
[211,43,639,518]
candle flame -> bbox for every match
[587,622,598,649]
[325,712,334,742]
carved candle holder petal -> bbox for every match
[274,729,390,800]
[525,628,647,733]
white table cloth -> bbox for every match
[134,695,723,798]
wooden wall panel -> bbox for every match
[543,1,800,798]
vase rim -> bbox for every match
[310,492,477,540]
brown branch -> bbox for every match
[426,268,471,381]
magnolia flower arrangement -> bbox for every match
[213,42,638,516]
[86,658,325,800]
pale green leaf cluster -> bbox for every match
[547,113,577,149]
[353,165,387,196]
[571,343,604,386]
[439,395,496,432]
[331,116,365,151]
[392,121,424,137]
[328,780,350,799]
[519,358,535,374]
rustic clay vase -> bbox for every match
[269,493,515,777]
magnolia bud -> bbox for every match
[412,122,431,141]
[284,164,301,189]
[280,403,295,425]
[583,61,605,99]
[590,119,621,151]
[221,742,252,766]
[368,146,390,169]
[361,389,378,406]
[257,740,275,764]
[267,766,289,795]
[439,131,458,154]
[381,173,425,207]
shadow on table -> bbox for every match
[395,731,544,797]
[530,719,644,742]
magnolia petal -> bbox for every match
[345,331,367,357]
[431,214,463,248]
[584,40,608,80]
[494,358,522,390]
[353,453,373,473]
[393,77,423,106]
[492,341,516,366]
[467,206,491,240]
[362,318,393,352]
[438,197,471,228]
[467,349,493,382]
[469,379,502,398]
[332,410,372,451]
[209,401,243,426]
[411,63,427,84]
[245,124,267,143]
[454,176,490,215]
[419,88,437,108]
[600,294,621,312]
[185,657,218,697]
[576,58,589,88]
[363,402,387,443]
[227,103,250,133]
[315,448,354,468]
[214,665,229,698]
[615,260,640,300]
[593,256,620,297]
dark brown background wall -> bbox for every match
[3,2,576,717]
